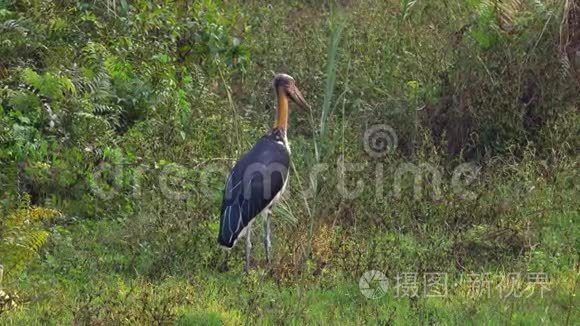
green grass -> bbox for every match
[2,169,577,324]
[0,0,578,324]
[3,247,577,324]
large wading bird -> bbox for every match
[218,74,309,271]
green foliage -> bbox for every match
[318,15,345,157]
[0,0,578,324]
[0,194,58,279]
[399,0,417,22]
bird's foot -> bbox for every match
[244,258,255,273]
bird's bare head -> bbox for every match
[273,73,310,110]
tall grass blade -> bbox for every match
[318,17,345,159]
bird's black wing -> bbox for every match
[217,131,289,248]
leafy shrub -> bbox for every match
[0,193,59,279]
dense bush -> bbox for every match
[0,0,578,323]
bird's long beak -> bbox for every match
[288,85,310,110]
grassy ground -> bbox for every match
[3,231,578,324]
[2,162,577,324]
[0,0,579,324]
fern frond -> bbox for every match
[60,76,77,95]
[0,119,11,144]
[497,0,524,31]
[93,104,121,114]
[80,42,109,74]
[22,230,49,254]
[0,19,29,34]
[560,54,572,79]
[73,111,114,129]
[0,195,59,279]
[22,68,41,89]
[479,0,525,32]
[559,0,580,81]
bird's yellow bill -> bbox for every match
[289,85,310,110]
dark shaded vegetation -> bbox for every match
[0,0,578,324]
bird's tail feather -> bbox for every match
[217,205,242,248]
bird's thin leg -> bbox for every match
[219,250,230,272]
[264,210,272,264]
[245,228,252,272]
